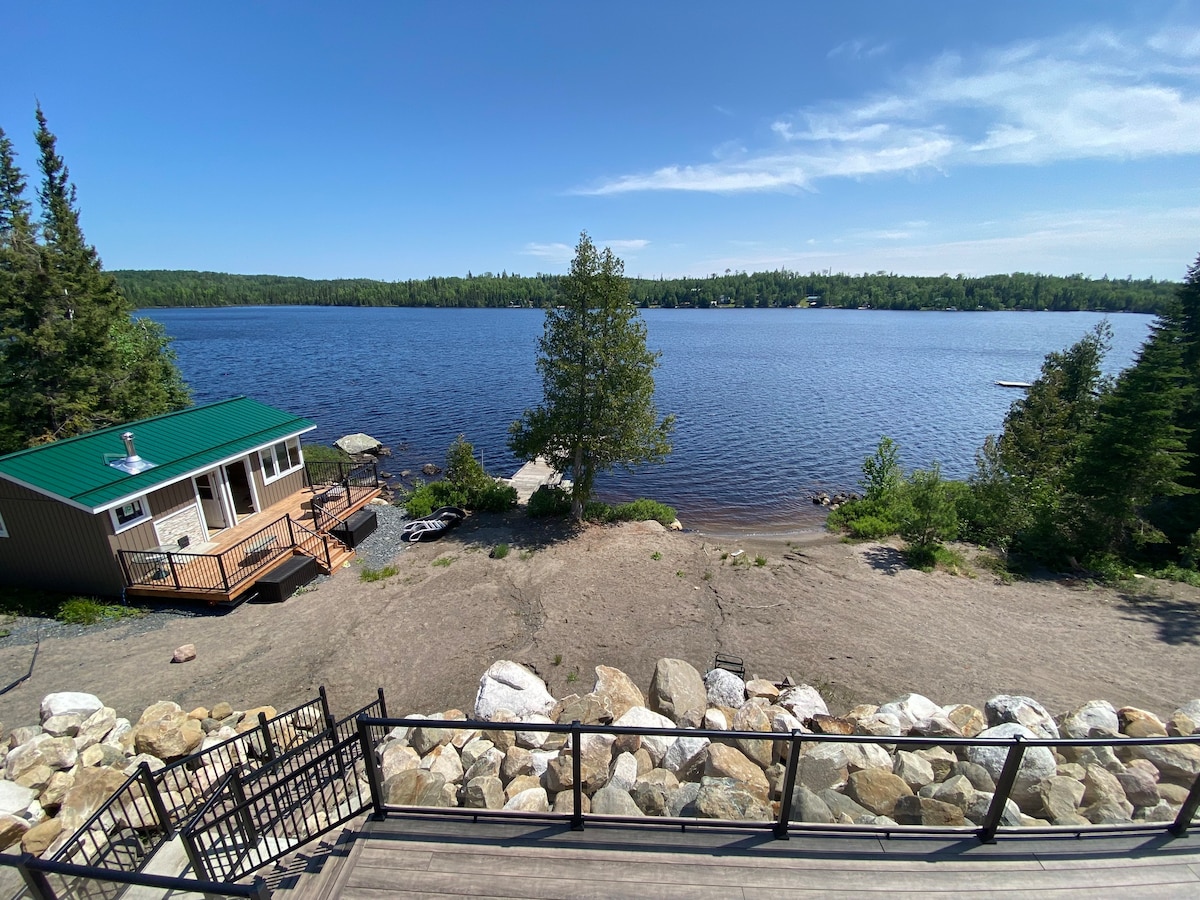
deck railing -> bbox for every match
[308,461,380,532]
[354,715,1200,843]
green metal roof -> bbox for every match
[0,397,316,512]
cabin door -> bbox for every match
[222,459,258,520]
[194,471,229,532]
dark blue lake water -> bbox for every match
[140,307,1154,533]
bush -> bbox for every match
[846,514,901,540]
[584,500,615,523]
[301,443,351,463]
[491,543,510,559]
[528,485,572,518]
[612,498,677,526]
[401,435,517,517]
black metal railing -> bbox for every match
[308,461,380,532]
[289,516,335,571]
[119,515,297,594]
[0,853,270,900]
[354,715,1200,843]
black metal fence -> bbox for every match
[355,715,1200,843]
[307,461,380,532]
[0,854,270,900]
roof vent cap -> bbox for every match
[106,431,157,475]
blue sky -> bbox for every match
[5,1,1200,281]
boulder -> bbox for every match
[20,817,62,856]
[877,693,941,732]
[1118,707,1168,738]
[694,777,772,821]
[965,723,1057,808]
[555,693,613,726]
[503,787,550,813]
[1059,700,1119,739]
[705,668,746,709]
[474,662,556,720]
[134,709,203,760]
[592,666,646,720]
[789,784,835,824]
[931,774,978,811]
[381,745,421,781]
[6,735,78,781]
[892,751,936,791]
[845,769,913,817]
[745,679,781,701]
[42,714,82,738]
[420,745,464,785]
[74,708,118,752]
[777,684,828,722]
[0,781,37,817]
[796,751,848,794]
[949,761,996,793]
[334,433,383,455]
[662,735,710,781]
[819,788,874,823]
[1036,775,1085,823]
[854,713,903,738]
[0,814,29,852]
[943,704,987,738]
[648,659,707,727]
[505,775,542,799]
[591,785,644,817]
[1129,742,1200,781]
[731,702,774,768]
[41,692,103,723]
[172,644,197,663]
[56,767,128,836]
[381,769,450,807]
[984,695,1059,739]
[1117,760,1161,809]
[613,707,675,765]
[892,795,966,826]
[608,752,639,792]
[704,744,770,800]
[810,715,855,736]
[462,747,505,783]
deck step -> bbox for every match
[261,821,365,900]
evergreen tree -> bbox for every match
[0,107,188,451]
[509,232,675,520]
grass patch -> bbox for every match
[1151,564,1200,588]
[519,549,535,561]
[432,556,455,568]
[566,671,578,683]
[300,442,352,463]
[974,551,1016,584]
[491,543,510,560]
[553,653,563,666]
[754,555,767,567]
[359,565,399,583]
[57,597,144,626]
[650,551,662,561]
[904,544,968,573]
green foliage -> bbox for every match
[301,443,351,463]
[839,511,901,540]
[900,463,958,551]
[509,232,675,520]
[527,485,572,518]
[650,551,662,560]
[491,543,510,559]
[862,436,903,504]
[403,434,517,516]
[754,555,767,567]
[359,565,398,583]
[57,597,143,626]
[612,498,677,526]
[1081,553,1136,583]
[111,268,1180,315]
[0,109,189,452]
[432,556,454,567]
[904,543,967,573]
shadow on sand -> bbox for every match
[1116,588,1200,646]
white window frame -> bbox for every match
[109,495,152,534]
[0,509,8,538]
[258,437,304,484]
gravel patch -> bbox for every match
[353,503,414,569]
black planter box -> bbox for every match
[255,555,319,603]
[332,507,378,548]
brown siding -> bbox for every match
[253,456,305,509]
[0,480,126,597]
[109,481,202,554]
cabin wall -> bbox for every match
[251,457,306,509]
[0,480,126,598]
[110,481,208,555]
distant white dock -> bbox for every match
[507,457,569,503]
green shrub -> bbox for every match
[612,498,677,526]
[57,597,143,626]
[1083,553,1136,583]
[492,543,510,559]
[754,555,767,567]
[528,485,572,517]
[584,500,615,523]
[473,480,518,512]
[846,514,901,540]
[403,435,517,516]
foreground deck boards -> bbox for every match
[278,817,1200,899]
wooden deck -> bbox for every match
[268,816,1200,899]
[507,457,569,504]
[124,485,378,604]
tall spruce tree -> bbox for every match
[0,108,188,451]
[509,232,674,520]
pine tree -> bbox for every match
[509,232,674,520]
[0,108,188,451]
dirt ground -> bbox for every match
[2,510,1199,730]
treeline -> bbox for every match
[112,268,1178,314]
[830,252,1200,578]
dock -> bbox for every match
[507,456,569,503]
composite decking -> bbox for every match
[268,816,1200,899]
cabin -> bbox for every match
[0,397,382,604]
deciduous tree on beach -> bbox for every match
[509,231,674,520]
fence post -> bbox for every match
[179,821,213,883]
[286,515,296,549]
[358,716,386,820]
[216,554,230,592]
[14,855,55,900]
[258,712,276,762]
[979,737,1025,843]
[570,720,584,831]
[319,685,335,731]
[230,768,259,846]
[249,875,272,900]
[377,686,388,718]
[167,553,182,589]
[139,761,176,837]
[773,731,803,840]
[1169,768,1200,837]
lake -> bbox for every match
[140,307,1154,533]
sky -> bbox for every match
[5,1,1200,281]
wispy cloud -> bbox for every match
[603,239,650,252]
[522,238,649,264]
[578,25,1200,195]
[828,39,891,60]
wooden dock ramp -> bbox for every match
[506,457,569,503]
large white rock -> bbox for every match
[877,694,941,733]
[965,723,1057,808]
[985,695,1060,739]
[40,693,103,724]
[0,781,37,817]
[1059,701,1119,739]
[334,433,383,455]
[777,684,829,722]
[613,707,676,765]
[473,661,556,720]
[704,669,746,709]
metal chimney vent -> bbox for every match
[107,431,157,475]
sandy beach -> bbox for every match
[1,509,1198,729]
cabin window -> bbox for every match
[0,510,8,538]
[259,437,303,484]
[109,496,151,533]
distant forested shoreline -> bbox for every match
[112,268,1177,314]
